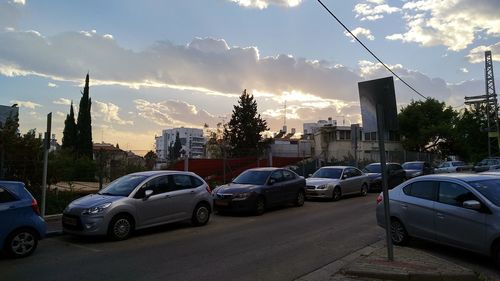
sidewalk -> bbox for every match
[296,240,480,281]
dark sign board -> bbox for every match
[358,76,398,132]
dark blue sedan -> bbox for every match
[212,167,306,215]
[0,181,46,258]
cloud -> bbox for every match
[460,68,469,73]
[94,101,133,125]
[53,98,72,105]
[344,27,375,41]
[134,99,218,128]
[48,82,58,88]
[467,42,500,63]
[228,0,302,9]
[13,0,25,5]
[386,0,500,51]
[354,2,400,21]
[10,100,42,109]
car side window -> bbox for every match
[270,171,284,183]
[172,174,194,190]
[438,182,478,207]
[0,187,17,203]
[282,170,295,181]
[351,168,362,177]
[407,181,438,201]
[191,176,204,187]
[135,176,170,198]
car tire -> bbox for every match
[191,203,211,226]
[295,190,305,207]
[254,196,266,215]
[390,218,410,246]
[360,184,368,196]
[332,187,341,201]
[5,228,38,258]
[108,214,134,241]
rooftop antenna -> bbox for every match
[283,100,287,126]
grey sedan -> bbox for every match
[306,166,369,201]
[63,171,213,240]
[376,174,500,264]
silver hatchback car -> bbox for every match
[63,171,213,240]
[376,174,500,263]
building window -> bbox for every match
[339,130,351,140]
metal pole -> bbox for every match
[376,104,394,261]
[41,112,51,218]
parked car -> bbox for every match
[402,161,434,179]
[376,174,500,264]
[0,181,46,258]
[63,171,213,240]
[473,158,500,172]
[305,166,369,201]
[212,167,305,215]
[362,163,406,191]
[434,161,472,173]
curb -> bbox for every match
[44,213,64,237]
[46,230,64,238]
[294,239,385,281]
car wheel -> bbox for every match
[360,184,368,196]
[108,214,134,241]
[295,190,305,207]
[390,219,409,245]
[192,203,211,226]
[254,197,266,215]
[332,187,341,201]
[5,228,38,258]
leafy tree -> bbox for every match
[62,101,77,151]
[144,150,157,170]
[224,89,268,156]
[205,122,225,158]
[398,98,457,154]
[76,73,93,159]
[0,113,20,178]
[453,106,489,162]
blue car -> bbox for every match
[0,181,46,258]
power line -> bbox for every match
[316,0,428,100]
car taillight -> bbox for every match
[206,186,212,194]
[31,199,41,216]
[376,193,383,204]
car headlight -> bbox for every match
[82,202,112,215]
[317,184,328,189]
[233,192,252,199]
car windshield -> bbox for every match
[363,164,381,173]
[99,174,148,196]
[469,179,500,207]
[402,163,423,170]
[311,168,343,179]
[232,170,271,185]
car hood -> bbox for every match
[214,183,260,194]
[69,194,123,208]
[306,178,339,186]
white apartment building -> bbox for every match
[155,127,206,161]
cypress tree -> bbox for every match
[173,131,182,159]
[76,73,93,159]
[62,101,77,151]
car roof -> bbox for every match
[403,161,425,164]
[246,167,282,172]
[0,181,28,198]
[320,166,352,169]
[366,162,401,165]
[128,170,197,177]
[414,173,498,182]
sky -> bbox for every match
[0,0,499,154]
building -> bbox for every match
[303,117,337,137]
[155,127,206,161]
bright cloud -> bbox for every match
[48,82,58,87]
[386,0,500,51]
[344,27,375,41]
[467,42,500,63]
[94,101,133,125]
[13,0,25,5]
[460,68,469,73]
[354,2,400,21]
[10,100,42,109]
[53,98,71,105]
[228,0,302,9]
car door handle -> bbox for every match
[190,191,195,194]
[436,213,445,219]
[400,203,408,209]
[163,194,171,199]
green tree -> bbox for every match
[76,73,93,159]
[172,131,182,159]
[144,150,157,170]
[225,89,268,156]
[398,98,457,154]
[62,101,77,151]
[0,112,20,178]
[453,106,489,162]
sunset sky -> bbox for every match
[1,0,499,154]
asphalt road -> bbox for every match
[0,194,384,281]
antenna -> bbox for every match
[283,100,287,126]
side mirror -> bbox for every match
[144,189,153,200]
[268,179,276,185]
[342,174,348,179]
[308,174,312,178]
[463,200,481,210]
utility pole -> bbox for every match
[41,112,52,217]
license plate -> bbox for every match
[215,200,229,206]
[63,216,77,226]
